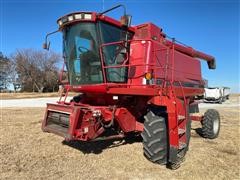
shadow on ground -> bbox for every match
[62,134,142,154]
[62,129,205,154]
[193,128,203,137]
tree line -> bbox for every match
[0,49,61,92]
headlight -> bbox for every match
[58,13,93,27]
[74,14,82,20]
[92,110,101,117]
[84,14,92,20]
[68,15,74,21]
[57,20,63,26]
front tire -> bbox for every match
[201,109,220,139]
[141,108,168,165]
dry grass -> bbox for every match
[0,97,239,179]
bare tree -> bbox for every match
[7,60,20,92]
[11,49,61,92]
[0,52,10,91]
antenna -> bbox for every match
[98,4,126,16]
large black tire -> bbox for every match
[201,109,220,139]
[141,108,168,165]
[226,95,229,100]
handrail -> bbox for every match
[163,39,216,69]
[99,39,176,88]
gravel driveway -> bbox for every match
[1,97,239,108]
[0,97,72,107]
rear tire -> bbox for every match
[201,109,220,139]
[141,108,168,165]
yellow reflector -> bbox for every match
[145,73,152,80]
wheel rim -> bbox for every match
[213,117,219,135]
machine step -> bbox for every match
[179,142,187,149]
[178,128,186,135]
[178,115,185,120]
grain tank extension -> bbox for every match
[42,5,220,169]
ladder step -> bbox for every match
[178,128,185,135]
[178,115,185,120]
[179,142,187,149]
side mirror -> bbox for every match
[43,30,59,50]
[120,15,132,27]
[42,42,50,50]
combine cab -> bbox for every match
[42,5,220,169]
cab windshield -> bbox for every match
[63,22,131,85]
[63,23,103,85]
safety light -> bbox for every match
[92,110,101,117]
[145,72,152,80]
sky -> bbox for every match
[0,0,239,92]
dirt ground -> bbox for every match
[0,96,239,180]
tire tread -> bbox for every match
[141,109,167,165]
[202,109,220,139]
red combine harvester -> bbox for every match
[42,5,220,169]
